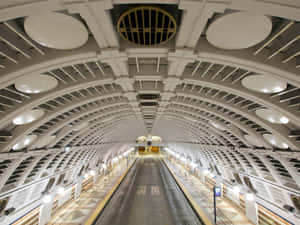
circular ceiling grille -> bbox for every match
[117,6,177,45]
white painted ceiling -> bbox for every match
[0,0,300,222]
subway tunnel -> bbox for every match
[0,1,300,225]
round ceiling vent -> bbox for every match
[117,6,177,45]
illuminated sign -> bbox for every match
[214,187,222,197]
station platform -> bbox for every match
[165,159,254,225]
[48,160,131,225]
[47,156,254,225]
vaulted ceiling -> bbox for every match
[0,0,300,222]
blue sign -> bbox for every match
[214,186,222,197]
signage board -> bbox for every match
[214,186,222,197]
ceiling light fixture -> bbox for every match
[256,108,289,124]
[263,134,289,149]
[13,135,37,150]
[15,74,58,94]
[42,192,52,204]
[13,109,44,125]
[246,193,254,201]
[206,12,272,49]
[242,74,287,93]
[24,12,88,50]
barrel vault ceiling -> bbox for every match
[0,0,300,222]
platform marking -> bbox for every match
[151,186,160,196]
[137,185,146,195]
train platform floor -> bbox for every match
[48,160,130,225]
[93,156,203,225]
[165,159,254,225]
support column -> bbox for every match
[66,0,118,49]
[245,197,259,225]
[99,50,128,77]
[38,196,53,225]
[168,49,196,77]
[176,0,227,48]
[75,177,83,199]
[93,170,99,184]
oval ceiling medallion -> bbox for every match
[24,12,88,50]
[255,108,289,124]
[13,109,44,125]
[263,134,289,149]
[206,12,272,49]
[15,74,58,94]
[244,134,264,147]
[32,135,56,149]
[241,74,287,93]
[13,135,37,150]
[209,121,225,131]
[117,6,177,45]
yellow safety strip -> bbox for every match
[163,160,213,225]
[84,160,136,225]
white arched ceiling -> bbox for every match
[0,0,300,223]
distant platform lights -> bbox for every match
[137,136,147,143]
[232,185,255,201]
[189,161,197,169]
[233,185,241,193]
[83,169,96,179]
[41,191,52,204]
[24,12,88,50]
[136,135,162,143]
[56,186,65,196]
[152,136,162,142]
[245,192,255,201]
[165,148,198,169]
